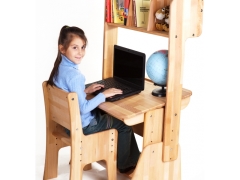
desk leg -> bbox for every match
[131,143,181,180]
[130,108,181,180]
[143,108,164,148]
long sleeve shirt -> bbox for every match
[53,54,105,128]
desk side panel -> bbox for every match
[131,142,181,180]
[143,108,164,148]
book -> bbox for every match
[111,0,114,22]
[117,0,124,9]
[135,0,150,28]
[118,0,125,20]
[112,0,124,24]
[132,0,137,26]
[118,0,125,23]
[123,0,130,25]
[105,0,111,23]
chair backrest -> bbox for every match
[42,81,83,140]
[43,81,118,180]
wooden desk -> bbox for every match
[96,81,192,179]
[98,81,191,125]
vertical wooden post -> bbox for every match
[103,22,118,79]
[162,0,203,162]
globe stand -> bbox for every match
[152,83,166,97]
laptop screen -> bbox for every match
[113,45,146,90]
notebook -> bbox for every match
[85,45,146,102]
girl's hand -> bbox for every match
[102,88,123,98]
[85,83,104,94]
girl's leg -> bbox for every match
[83,109,140,171]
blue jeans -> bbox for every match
[66,108,140,169]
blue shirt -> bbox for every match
[53,54,106,128]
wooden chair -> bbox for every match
[42,81,118,180]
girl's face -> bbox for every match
[60,36,86,64]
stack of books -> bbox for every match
[105,0,150,27]
[105,0,125,24]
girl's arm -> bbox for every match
[68,75,105,114]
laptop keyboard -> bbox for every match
[86,79,134,94]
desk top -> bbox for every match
[90,81,192,122]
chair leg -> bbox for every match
[69,159,82,180]
[106,158,117,180]
[43,143,59,180]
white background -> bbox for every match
[1,0,240,179]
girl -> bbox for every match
[47,25,140,173]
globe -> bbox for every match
[146,50,168,97]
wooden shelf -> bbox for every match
[103,0,203,164]
[107,23,169,38]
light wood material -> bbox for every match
[94,81,191,179]
[147,0,171,31]
[103,23,118,79]
[96,81,192,125]
[107,22,169,37]
[163,0,203,162]
[188,0,204,38]
[42,81,118,180]
[143,108,164,148]
[41,0,203,179]
[131,142,181,180]
[101,0,203,178]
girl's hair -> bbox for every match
[47,25,88,86]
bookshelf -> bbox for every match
[102,0,203,178]
[106,22,169,37]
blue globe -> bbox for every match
[146,50,168,86]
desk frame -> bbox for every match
[97,81,191,179]
[101,0,203,178]
[103,0,203,163]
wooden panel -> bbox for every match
[143,108,164,148]
[125,0,172,33]
[80,129,117,163]
[124,113,144,126]
[52,129,71,146]
[50,106,70,130]
[48,92,68,108]
[147,0,171,31]
[68,92,118,180]
[163,0,185,162]
[47,86,71,129]
[103,22,118,79]
[163,0,202,162]
[106,0,203,38]
[108,22,169,37]
[131,142,181,180]
[188,0,204,38]
[42,82,70,179]
[97,81,191,121]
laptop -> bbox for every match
[85,45,146,102]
